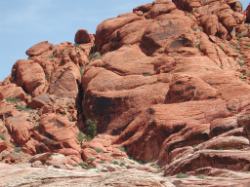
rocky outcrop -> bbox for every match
[0,0,250,186]
[0,30,94,165]
[74,29,93,44]
[82,0,250,180]
[246,4,250,23]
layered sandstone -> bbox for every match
[0,0,250,186]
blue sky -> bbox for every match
[0,0,249,80]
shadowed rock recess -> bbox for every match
[1,0,250,186]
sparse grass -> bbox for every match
[112,160,119,165]
[129,156,146,164]
[5,97,20,103]
[80,66,84,76]
[137,160,146,164]
[89,52,102,61]
[87,157,96,162]
[128,156,146,164]
[142,72,151,76]
[79,162,88,169]
[79,157,96,169]
[77,131,86,147]
[150,162,160,168]
[15,105,32,111]
[240,74,247,80]
[119,162,125,167]
[94,147,103,153]
[192,26,203,32]
[48,54,54,60]
[219,44,224,51]
[118,146,126,152]
[45,73,50,81]
[85,119,97,140]
[79,162,93,169]
[14,147,22,153]
[194,42,201,50]
[197,174,206,179]
[238,58,245,66]
[0,134,5,140]
[99,160,105,164]
[176,173,189,178]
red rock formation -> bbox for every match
[85,0,250,177]
[0,0,250,185]
[246,4,250,23]
[74,29,93,44]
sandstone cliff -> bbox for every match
[1,0,250,186]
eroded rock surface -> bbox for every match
[1,0,250,186]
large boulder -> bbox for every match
[12,60,47,96]
[49,62,81,98]
[38,113,80,151]
[5,115,32,146]
[26,41,53,57]
[0,84,26,101]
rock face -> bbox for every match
[74,29,93,44]
[0,37,94,165]
[1,0,250,186]
[246,4,250,23]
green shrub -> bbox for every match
[0,134,5,140]
[238,58,245,66]
[119,162,125,167]
[197,175,206,179]
[99,160,105,164]
[176,173,189,178]
[6,97,20,103]
[87,157,96,162]
[112,160,119,165]
[142,72,151,76]
[137,160,146,164]
[89,52,101,61]
[79,162,88,169]
[94,147,103,153]
[14,147,22,153]
[118,146,126,152]
[86,119,97,139]
[150,163,160,169]
[80,66,84,76]
[77,132,86,147]
[15,105,32,111]
[48,54,54,60]
[79,162,93,169]
[219,44,224,51]
[240,74,247,80]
